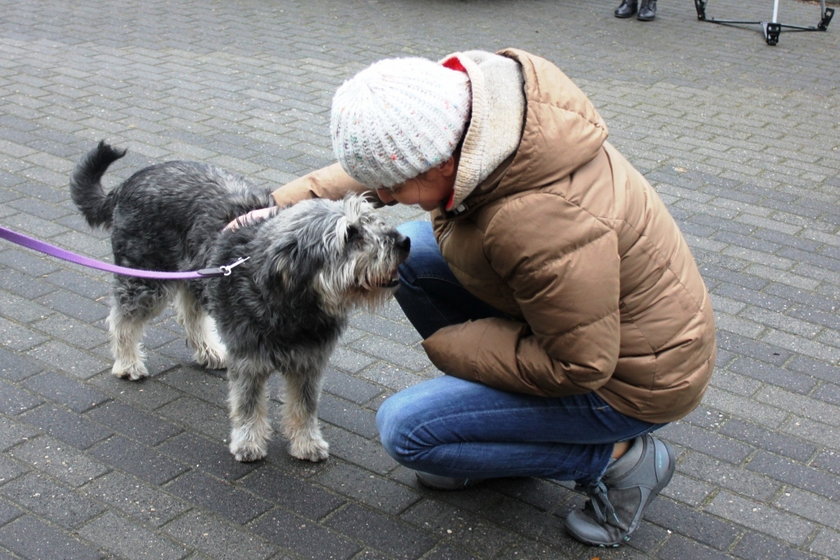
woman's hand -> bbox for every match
[224,206,279,232]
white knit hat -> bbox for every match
[330,57,471,188]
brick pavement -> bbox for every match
[1,0,838,558]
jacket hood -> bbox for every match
[445,48,608,215]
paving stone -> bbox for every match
[20,403,113,450]
[239,465,345,521]
[399,499,518,559]
[718,418,817,462]
[85,400,182,446]
[314,462,418,515]
[0,415,38,452]
[0,471,105,529]
[487,477,573,514]
[809,528,840,560]
[0,515,103,560]
[156,396,230,441]
[660,471,715,507]
[714,331,791,367]
[731,531,825,560]
[88,435,188,486]
[484,494,567,542]
[249,507,361,560]
[158,366,229,405]
[25,340,110,380]
[87,372,182,411]
[812,448,840,477]
[22,370,110,413]
[774,487,839,531]
[659,421,753,465]
[0,346,44,382]
[0,380,43,415]
[0,456,26,488]
[348,336,430,372]
[0,317,49,351]
[318,393,379,439]
[781,416,840,450]
[812,381,840,407]
[0,499,21,526]
[325,503,437,559]
[755,385,840,427]
[657,534,732,560]
[35,289,110,324]
[29,314,107,351]
[727,356,818,395]
[8,434,108,487]
[746,451,840,501]
[705,491,814,545]
[327,346,379,375]
[419,542,480,560]
[156,432,259,481]
[646,497,740,551]
[166,470,272,525]
[162,509,277,560]
[77,511,189,560]
[321,368,383,405]
[321,425,398,476]
[701,386,789,428]
[81,470,189,528]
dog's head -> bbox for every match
[252,195,410,315]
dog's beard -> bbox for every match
[312,252,400,313]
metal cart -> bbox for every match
[694,0,834,45]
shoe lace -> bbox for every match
[582,481,629,532]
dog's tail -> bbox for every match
[70,140,127,229]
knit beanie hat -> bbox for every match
[330,57,471,188]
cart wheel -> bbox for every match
[764,22,780,45]
[694,0,707,20]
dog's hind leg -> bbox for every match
[175,287,226,370]
[227,359,273,462]
[281,364,329,462]
[107,279,170,381]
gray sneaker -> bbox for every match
[565,435,675,547]
[415,471,473,490]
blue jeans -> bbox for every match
[376,221,664,483]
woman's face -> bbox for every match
[375,158,457,211]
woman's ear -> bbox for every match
[438,156,457,178]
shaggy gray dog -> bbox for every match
[71,141,409,462]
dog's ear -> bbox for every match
[332,195,375,250]
[254,236,322,296]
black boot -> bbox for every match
[614,0,638,18]
[638,0,657,21]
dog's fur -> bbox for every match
[71,141,409,462]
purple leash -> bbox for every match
[0,225,249,279]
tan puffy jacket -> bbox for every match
[272,49,716,423]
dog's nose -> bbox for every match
[397,234,411,253]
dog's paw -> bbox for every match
[196,345,227,370]
[229,439,267,463]
[288,436,330,463]
[112,361,149,381]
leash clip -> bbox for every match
[219,256,250,276]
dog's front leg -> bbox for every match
[227,361,272,462]
[282,368,329,462]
